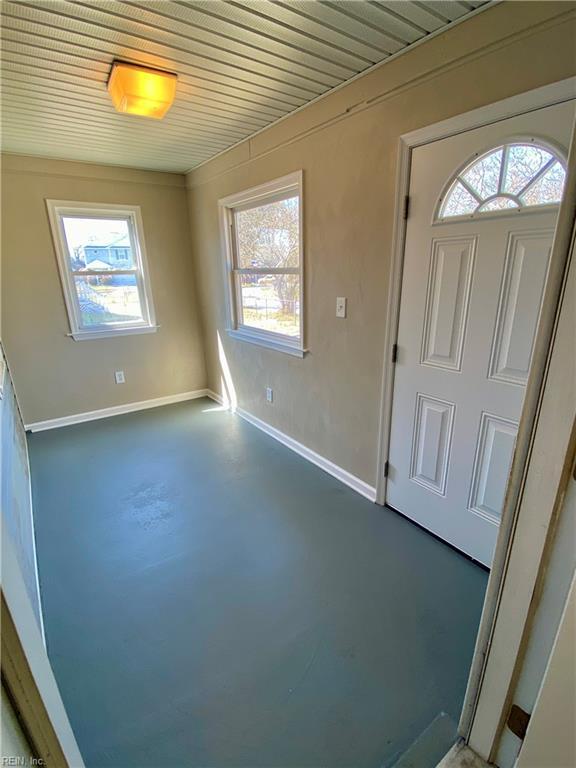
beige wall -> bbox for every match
[186,1,576,486]
[1,155,206,424]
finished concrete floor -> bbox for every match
[29,399,488,768]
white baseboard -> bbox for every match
[207,390,377,502]
[25,389,210,432]
[27,389,377,502]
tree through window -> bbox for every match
[234,196,300,337]
[220,172,304,356]
[438,142,566,220]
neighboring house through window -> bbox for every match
[46,201,157,340]
[219,171,304,357]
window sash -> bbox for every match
[64,215,148,331]
[46,201,156,338]
[230,206,300,272]
[230,188,299,216]
[70,269,150,331]
[232,267,299,275]
[219,171,304,354]
[232,270,301,344]
[70,269,139,277]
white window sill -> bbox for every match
[67,325,159,341]
[227,329,307,357]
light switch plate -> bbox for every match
[115,370,125,384]
[336,297,347,318]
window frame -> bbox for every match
[46,200,157,341]
[219,171,305,357]
[435,137,567,223]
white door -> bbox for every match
[386,101,575,567]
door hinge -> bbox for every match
[403,195,410,220]
[392,343,399,363]
[383,460,390,478]
[507,704,531,740]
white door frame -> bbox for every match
[375,76,576,758]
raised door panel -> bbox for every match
[468,412,518,523]
[489,230,553,385]
[421,236,476,371]
[409,394,455,495]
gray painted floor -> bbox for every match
[28,399,487,768]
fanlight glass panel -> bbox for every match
[439,143,566,220]
[503,145,552,194]
[520,161,566,206]
[479,197,518,212]
[441,181,478,218]
[462,147,502,199]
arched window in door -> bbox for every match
[437,141,566,220]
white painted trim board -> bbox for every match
[25,389,209,432]
[206,390,377,502]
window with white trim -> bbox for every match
[219,172,304,356]
[438,142,567,220]
[46,201,157,340]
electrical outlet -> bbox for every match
[336,297,347,318]
[266,387,273,403]
[115,370,125,384]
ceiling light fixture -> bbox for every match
[107,61,177,119]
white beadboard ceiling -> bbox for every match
[1,0,491,173]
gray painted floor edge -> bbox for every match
[28,398,487,768]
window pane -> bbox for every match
[62,217,135,270]
[234,196,299,268]
[503,145,553,195]
[461,148,502,199]
[440,181,478,218]
[479,197,519,212]
[238,273,300,338]
[74,274,143,327]
[520,161,566,206]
